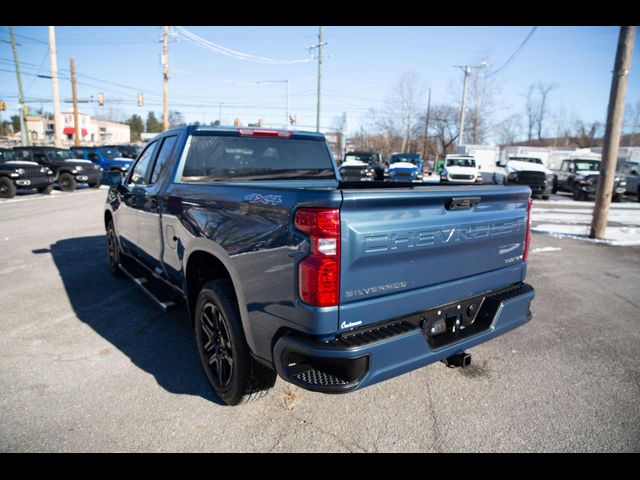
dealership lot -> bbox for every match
[0,188,639,452]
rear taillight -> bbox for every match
[523,197,533,261]
[295,208,340,307]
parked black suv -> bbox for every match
[340,151,385,181]
[13,146,101,192]
[0,148,55,198]
[552,158,626,202]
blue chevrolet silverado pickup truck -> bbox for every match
[104,125,535,405]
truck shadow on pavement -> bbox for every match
[42,235,225,405]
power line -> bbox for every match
[175,26,313,65]
[486,26,538,78]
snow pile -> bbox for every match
[531,224,640,246]
[531,208,640,226]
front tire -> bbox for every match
[37,184,54,195]
[0,177,17,198]
[573,188,586,201]
[612,193,623,203]
[106,220,125,278]
[89,180,101,189]
[195,280,276,405]
[59,172,77,192]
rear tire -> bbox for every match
[542,194,550,200]
[0,177,16,198]
[552,178,558,194]
[195,280,276,406]
[106,220,125,278]
[37,184,53,195]
[59,172,76,192]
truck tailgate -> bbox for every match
[338,185,531,330]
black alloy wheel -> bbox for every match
[199,303,234,389]
[194,280,276,405]
[59,173,76,192]
[0,177,16,198]
[106,221,124,278]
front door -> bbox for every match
[135,135,178,273]
[115,140,159,255]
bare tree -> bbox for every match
[525,82,558,141]
[383,71,425,152]
[574,120,602,147]
[623,100,640,146]
[552,104,576,147]
[430,104,459,158]
[495,114,523,145]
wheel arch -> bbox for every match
[183,240,256,355]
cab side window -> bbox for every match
[128,142,159,186]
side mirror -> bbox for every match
[631,169,638,176]
[102,170,124,186]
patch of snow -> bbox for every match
[530,246,563,253]
[532,224,640,246]
[531,209,640,226]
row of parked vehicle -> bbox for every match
[337,149,638,202]
[338,151,484,184]
[0,144,142,199]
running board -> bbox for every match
[119,262,178,312]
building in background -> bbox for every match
[16,111,131,146]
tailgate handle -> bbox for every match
[446,197,481,210]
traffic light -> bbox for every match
[0,100,6,111]
[137,93,143,107]
[97,92,104,106]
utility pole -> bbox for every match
[340,112,347,161]
[422,88,432,162]
[48,26,63,147]
[9,26,29,146]
[162,26,169,131]
[454,62,487,146]
[590,26,637,240]
[70,57,80,147]
[308,26,326,133]
[286,79,290,128]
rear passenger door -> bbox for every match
[135,135,178,272]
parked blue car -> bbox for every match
[71,146,133,177]
[387,153,423,181]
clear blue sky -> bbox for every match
[1,26,639,139]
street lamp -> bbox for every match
[256,79,290,128]
[454,61,488,146]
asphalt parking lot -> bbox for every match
[1,187,639,452]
